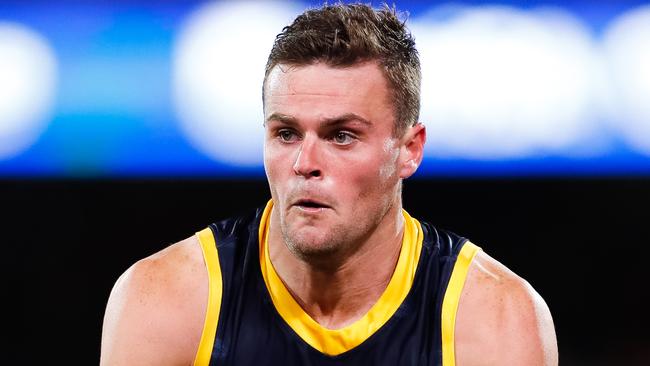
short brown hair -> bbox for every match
[263,3,421,135]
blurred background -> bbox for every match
[2,0,648,364]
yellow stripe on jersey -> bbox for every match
[193,228,223,366]
[441,241,481,366]
[258,200,424,356]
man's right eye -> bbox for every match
[278,129,298,142]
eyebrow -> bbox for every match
[265,112,372,127]
[265,113,297,126]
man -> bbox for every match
[101,4,557,365]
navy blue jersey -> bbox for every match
[193,201,480,366]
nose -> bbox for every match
[293,135,322,178]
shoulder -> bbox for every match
[100,234,209,365]
[455,250,558,366]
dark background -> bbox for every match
[5,178,649,365]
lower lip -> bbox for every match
[295,205,328,213]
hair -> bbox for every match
[263,2,421,135]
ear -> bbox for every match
[398,123,426,179]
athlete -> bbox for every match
[101,4,558,365]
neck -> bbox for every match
[268,201,404,330]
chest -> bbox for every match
[209,252,447,366]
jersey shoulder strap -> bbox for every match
[194,227,223,366]
[441,238,481,366]
[192,206,265,366]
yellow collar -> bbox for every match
[258,200,423,355]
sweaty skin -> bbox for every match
[263,61,423,328]
[456,251,558,365]
[100,62,558,365]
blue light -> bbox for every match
[0,0,649,178]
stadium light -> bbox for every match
[173,1,301,166]
[0,22,57,160]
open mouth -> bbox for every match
[294,199,330,210]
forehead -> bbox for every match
[264,61,393,123]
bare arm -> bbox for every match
[455,251,558,366]
[100,237,207,366]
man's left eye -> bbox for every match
[333,132,354,145]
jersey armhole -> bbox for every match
[193,227,223,366]
[440,241,482,366]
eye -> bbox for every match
[332,131,355,145]
[278,129,298,143]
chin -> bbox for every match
[282,225,343,262]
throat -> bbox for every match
[288,269,393,329]
[271,233,403,329]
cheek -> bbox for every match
[377,142,400,184]
[264,145,285,195]
[264,141,288,173]
[347,154,398,200]
[378,157,397,182]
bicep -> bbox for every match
[455,251,558,366]
[101,265,165,365]
[496,279,558,365]
[100,261,195,366]
[519,282,558,365]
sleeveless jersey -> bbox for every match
[193,201,480,366]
